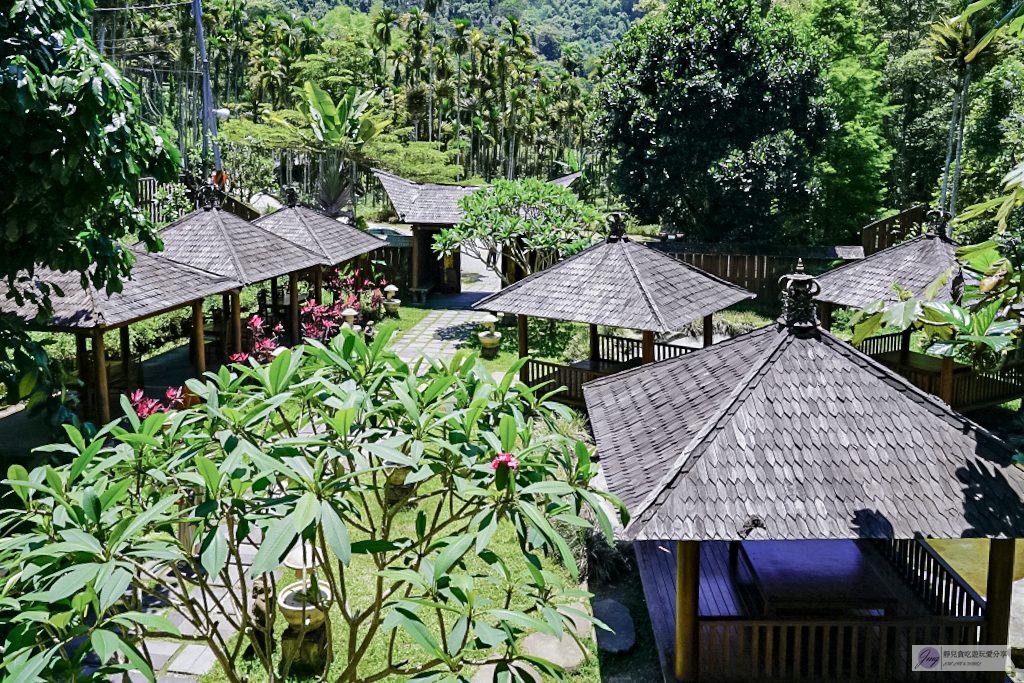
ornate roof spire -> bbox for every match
[606,212,628,243]
[285,186,299,208]
[926,209,952,238]
[200,184,220,211]
[778,259,820,334]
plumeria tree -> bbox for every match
[0,325,622,683]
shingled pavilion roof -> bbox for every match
[815,232,961,309]
[584,267,1024,542]
[473,237,755,333]
[373,169,480,225]
[253,201,385,266]
[148,204,327,285]
[1,252,241,330]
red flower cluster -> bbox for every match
[234,314,283,364]
[301,299,346,344]
[490,452,519,471]
[324,266,386,321]
[129,386,185,419]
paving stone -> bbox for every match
[471,661,542,683]
[592,599,635,653]
[108,670,150,683]
[142,640,181,671]
[167,644,218,676]
[157,676,196,683]
[521,632,585,671]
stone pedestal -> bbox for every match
[244,576,276,660]
[280,623,328,676]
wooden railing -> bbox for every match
[699,618,982,681]
[597,334,692,364]
[876,539,985,620]
[858,331,904,358]
[522,359,606,407]
[862,205,929,256]
[952,361,1024,412]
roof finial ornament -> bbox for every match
[926,209,952,238]
[285,186,299,208]
[200,184,219,211]
[778,259,821,334]
[607,212,628,243]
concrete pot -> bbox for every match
[278,581,332,630]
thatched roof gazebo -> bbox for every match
[472,228,754,406]
[2,252,240,423]
[150,198,328,346]
[584,266,1024,682]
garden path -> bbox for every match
[391,248,502,365]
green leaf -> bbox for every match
[499,414,517,452]
[82,488,102,525]
[98,566,132,612]
[250,518,298,576]
[195,456,221,493]
[111,611,180,636]
[7,464,29,502]
[391,608,445,659]
[200,528,229,581]
[292,491,321,532]
[519,482,575,496]
[434,535,474,581]
[473,620,509,647]
[487,609,555,636]
[48,563,100,602]
[91,629,120,665]
[321,502,351,566]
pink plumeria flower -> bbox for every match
[490,452,519,471]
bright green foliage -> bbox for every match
[433,178,603,285]
[597,0,830,243]
[0,0,178,414]
[804,0,896,244]
[0,326,622,683]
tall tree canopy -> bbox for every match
[597,0,830,243]
[0,0,178,410]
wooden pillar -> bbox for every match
[518,315,529,383]
[821,302,833,331]
[230,289,242,354]
[939,355,954,404]
[984,538,1015,683]
[642,330,655,364]
[675,541,700,682]
[411,227,421,290]
[703,314,714,348]
[900,327,913,364]
[93,329,110,424]
[119,326,132,391]
[589,324,600,362]
[271,277,280,306]
[192,301,206,376]
[313,267,323,305]
[289,272,300,344]
[76,333,91,419]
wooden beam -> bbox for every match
[289,272,300,344]
[589,324,599,362]
[939,355,954,404]
[821,302,833,331]
[675,541,700,682]
[93,330,110,425]
[230,289,242,354]
[642,330,655,364]
[192,300,206,376]
[901,327,913,364]
[518,315,529,383]
[119,326,132,392]
[984,538,1015,683]
[703,314,714,348]
[76,333,91,420]
[411,227,421,290]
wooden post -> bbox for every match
[314,267,323,305]
[230,289,242,354]
[703,314,714,348]
[76,333,91,420]
[675,541,700,682]
[939,355,954,404]
[900,327,912,364]
[290,272,300,344]
[119,326,132,391]
[821,302,833,331]
[984,538,1015,683]
[271,277,280,306]
[192,301,206,376]
[518,315,529,383]
[93,329,110,424]
[642,330,655,364]
[589,324,600,362]
[411,227,421,290]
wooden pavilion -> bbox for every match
[1,253,241,423]
[815,229,1024,411]
[253,190,385,316]
[147,196,329,347]
[584,266,1024,682]
[472,228,754,406]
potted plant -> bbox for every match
[383,284,401,315]
[478,315,502,359]
[278,580,332,630]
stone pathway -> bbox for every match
[393,249,501,363]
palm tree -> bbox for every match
[451,18,470,170]
[372,9,399,94]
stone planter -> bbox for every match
[478,331,502,359]
[283,542,322,580]
[278,581,332,630]
[383,299,401,316]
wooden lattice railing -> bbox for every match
[699,617,983,681]
[597,334,692,364]
[521,359,606,407]
[876,539,985,619]
[857,331,904,357]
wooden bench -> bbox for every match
[409,280,436,305]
